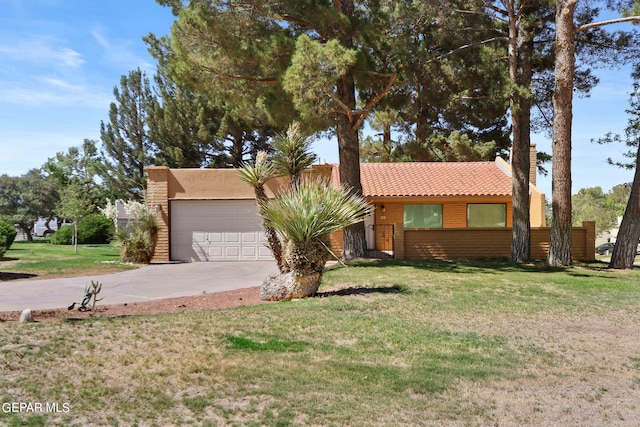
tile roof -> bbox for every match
[332,161,513,197]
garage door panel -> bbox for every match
[207,246,223,258]
[225,232,240,243]
[193,232,207,244]
[224,246,240,258]
[208,233,223,243]
[258,246,272,257]
[241,232,258,243]
[242,246,257,258]
[171,200,274,262]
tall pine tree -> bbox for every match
[157,0,398,259]
[97,69,155,200]
[598,70,640,269]
[549,1,640,266]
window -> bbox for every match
[467,204,506,227]
[403,204,442,229]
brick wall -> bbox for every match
[371,197,514,230]
[398,221,596,261]
[145,166,170,263]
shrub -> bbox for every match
[50,226,73,245]
[115,205,158,264]
[50,215,114,245]
[0,220,18,257]
[0,234,6,259]
[78,214,113,244]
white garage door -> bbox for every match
[171,200,274,261]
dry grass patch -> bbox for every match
[2,259,640,426]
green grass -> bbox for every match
[1,259,640,425]
[0,241,137,280]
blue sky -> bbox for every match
[0,0,637,198]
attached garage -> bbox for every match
[170,200,273,262]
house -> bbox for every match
[145,146,595,263]
[331,157,545,259]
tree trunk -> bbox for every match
[255,185,288,273]
[336,92,367,259]
[230,131,244,167]
[335,1,367,260]
[609,143,640,269]
[382,123,392,162]
[510,7,534,263]
[260,239,330,301]
[548,0,576,267]
[23,224,34,242]
[73,222,78,254]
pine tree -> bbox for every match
[597,74,640,269]
[148,64,226,168]
[548,1,640,267]
[158,0,398,259]
[97,69,155,200]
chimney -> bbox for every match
[529,144,537,186]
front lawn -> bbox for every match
[2,259,640,426]
[0,241,138,281]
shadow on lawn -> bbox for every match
[0,272,38,281]
[317,284,409,298]
[340,258,614,275]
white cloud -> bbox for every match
[0,31,113,108]
[0,35,84,69]
[38,76,77,89]
[87,25,155,74]
[0,78,111,108]
[91,28,110,50]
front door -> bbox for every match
[375,224,394,253]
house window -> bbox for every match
[403,204,443,229]
[467,204,506,227]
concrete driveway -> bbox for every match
[0,261,279,311]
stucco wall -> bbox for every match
[145,165,334,263]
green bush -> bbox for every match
[0,220,17,258]
[50,214,113,245]
[79,214,113,244]
[50,225,73,245]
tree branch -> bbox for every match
[201,65,277,83]
[426,36,509,63]
[240,0,331,41]
[451,7,508,23]
[329,92,354,122]
[576,16,640,33]
[353,73,398,131]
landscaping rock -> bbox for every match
[19,308,33,323]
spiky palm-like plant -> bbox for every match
[237,151,289,273]
[271,121,317,189]
[260,179,372,300]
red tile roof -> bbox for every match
[332,161,513,197]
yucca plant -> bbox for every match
[260,179,372,300]
[271,121,317,189]
[238,151,289,273]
